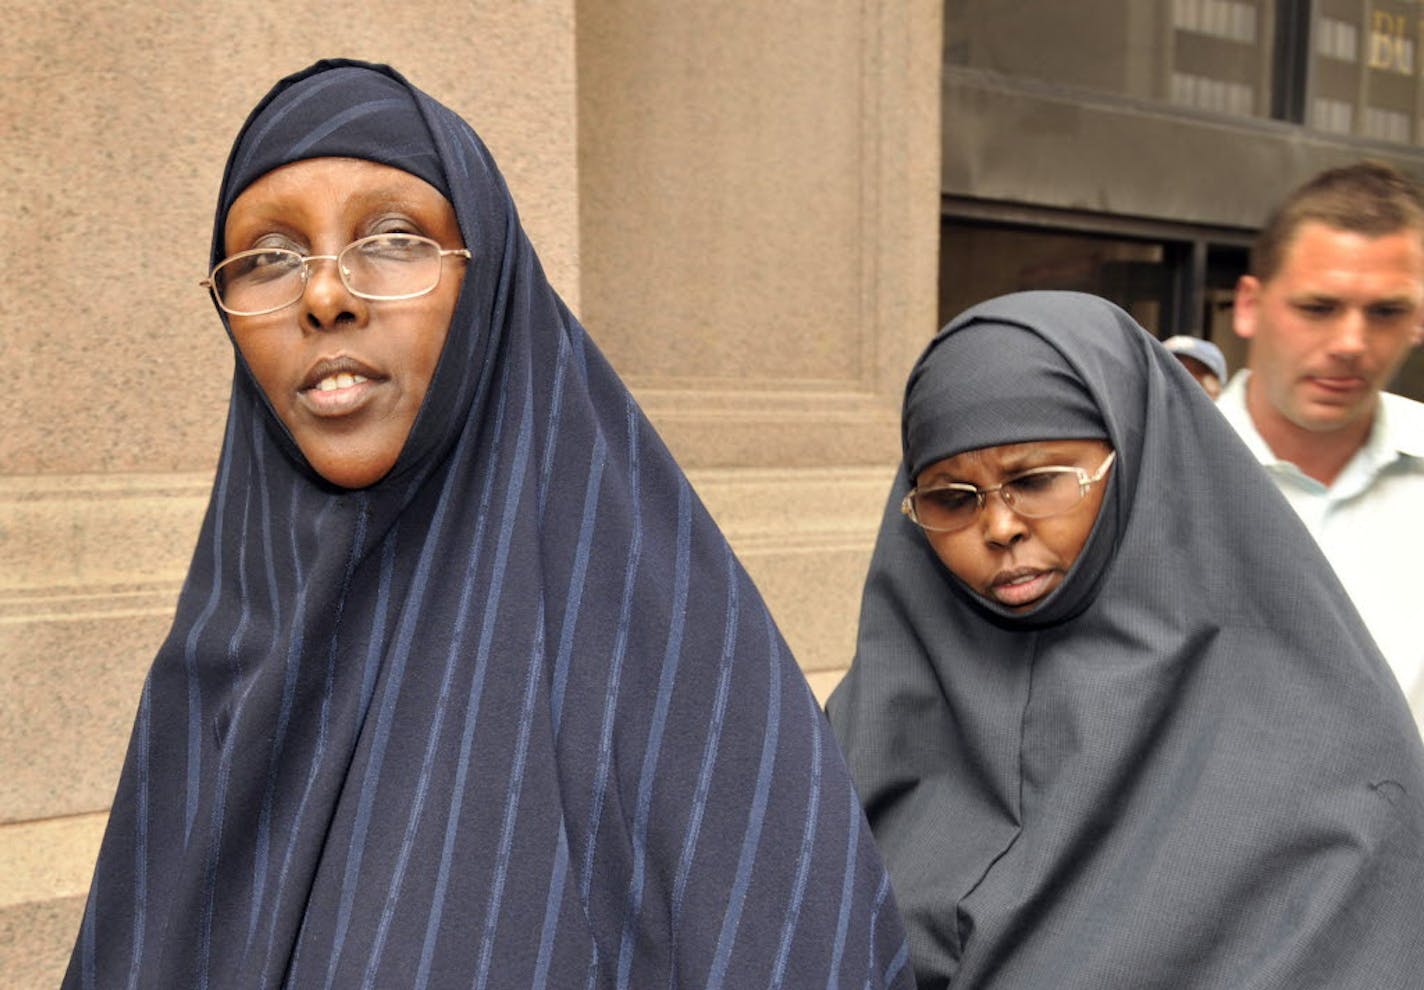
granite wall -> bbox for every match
[0,2,941,983]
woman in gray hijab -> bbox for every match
[827,290,1424,988]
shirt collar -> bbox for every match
[1380,390,1424,459]
[1216,370,1279,466]
[1216,369,1422,490]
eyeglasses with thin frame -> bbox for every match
[200,233,471,316]
[901,450,1116,533]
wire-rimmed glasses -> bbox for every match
[902,451,1116,533]
[201,233,471,316]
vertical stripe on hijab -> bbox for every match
[67,59,912,989]
[830,290,1424,988]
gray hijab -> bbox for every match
[828,291,1424,988]
[904,321,1117,627]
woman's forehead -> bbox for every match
[223,157,459,247]
[919,438,1111,481]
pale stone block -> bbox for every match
[578,0,943,471]
[0,474,209,593]
[1,610,170,824]
[0,474,204,823]
[0,815,108,910]
[578,2,870,385]
[0,894,85,990]
[0,817,103,986]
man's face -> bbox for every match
[1174,355,1223,399]
[1234,220,1424,437]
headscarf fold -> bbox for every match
[67,59,911,989]
[829,290,1424,989]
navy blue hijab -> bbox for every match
[67,60,910,989]
[829,292,1424,988]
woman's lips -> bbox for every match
[298,357,385,417]
[988,568,1057,608]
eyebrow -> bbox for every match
[922,445,1083,487]
[226,188,443,247]
[1290,289,1418,306]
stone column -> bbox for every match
[577,0,943,699]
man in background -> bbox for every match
[1221,160,1424,732]
[1163,334,1228,398]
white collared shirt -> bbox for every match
[1218,371,1424,734]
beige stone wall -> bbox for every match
[577,0,943,694]
[1,1,941,983]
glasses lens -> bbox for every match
[913,487,979,531]
[340,234,441,298]
[1003,470,1082,518]
[214,249,303,314]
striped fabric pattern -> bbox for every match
[66,60,911,989]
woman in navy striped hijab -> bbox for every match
[67,59,910,989]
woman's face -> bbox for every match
[916,439,1113,612]
[222,157,466,489]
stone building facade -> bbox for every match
[1,2,943,982]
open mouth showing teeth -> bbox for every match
[314,373,369,392]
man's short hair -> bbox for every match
[1250,161,1424,281]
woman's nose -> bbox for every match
[300,257,367,331]
[980,492,1027,547]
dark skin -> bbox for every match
[916,439,1113,612]
[1173,355,1222,399]
[222,157,467,489]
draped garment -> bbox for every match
[829,290,1424,989]
[67,59,911,990]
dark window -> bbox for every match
[941,208,1249,370]
[946,1,1275,120]
[947,0,1424,148]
